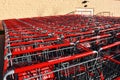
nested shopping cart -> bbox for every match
[2,14,120,80]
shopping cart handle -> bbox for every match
[79,34,111,43]
[99,41,120,51]
[100,27,120,33]
[14,51,98,73]
[64,30,93,38]
[104,55,120,65]
[12,42,71,56]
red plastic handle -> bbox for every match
[15,51,97,73]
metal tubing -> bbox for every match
[14,51,97,73]
[79,34,111,43]
[10,37,57,47]
[104,55,120,65]
[99,41,120,51]
[12,42,71,56]
[3,70,14,80]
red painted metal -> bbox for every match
[114,76,120,80]
[100,41,120,51]
[14,51,96,73]
[3,15,120,80]
[104,55,120,65]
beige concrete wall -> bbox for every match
[0,0,120,20]
[89,0,120,17]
